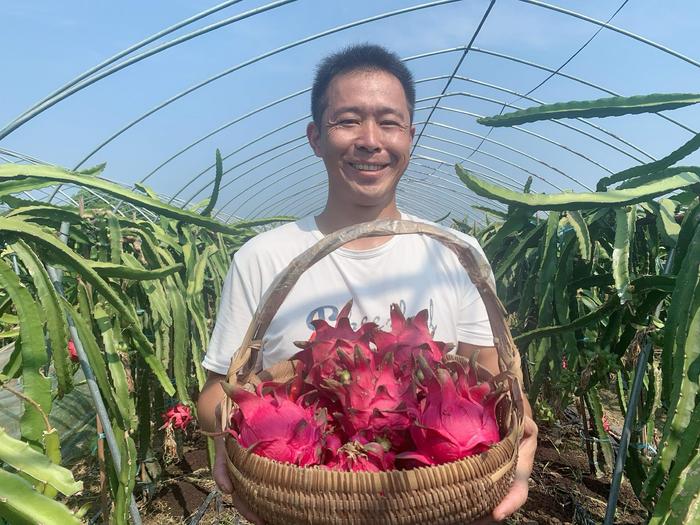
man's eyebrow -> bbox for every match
[329,105,408,119]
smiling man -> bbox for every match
[198,44,537,524]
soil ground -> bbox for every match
[120,415,646,525]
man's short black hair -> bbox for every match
[311,43,415,126]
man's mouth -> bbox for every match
[349,162,388,171]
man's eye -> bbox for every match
[381,121,401,127]
[338,119,359,126]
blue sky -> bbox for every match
[2,1,699,222]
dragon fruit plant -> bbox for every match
[225,301,501,471]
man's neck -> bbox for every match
[314,201,401,250]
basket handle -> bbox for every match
[224,218,522,387]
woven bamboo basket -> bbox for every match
[222,219,525,525]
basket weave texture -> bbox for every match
[223,219,525,525]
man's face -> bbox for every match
[307,69,415,209]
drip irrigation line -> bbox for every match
[411,0,496,158]
[468,0,631,162]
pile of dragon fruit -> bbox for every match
[226,302,501,472]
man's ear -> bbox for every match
[307,121,322,157]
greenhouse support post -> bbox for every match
[48,220,143,525]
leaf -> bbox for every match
[565,211,591,261]
[0,216,174,396]
[456,165,700,211]
[0,259,51,446]
[0,163,292,234]
[11,240,72,397]
[597,132,700,190]
[90,260,184,281]
[0,468,81,524]
[201,149,223,217]
[477,92,700,127]
[612,206,635,304]
[0,427,81,496]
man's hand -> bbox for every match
[199,372,265,525]
[458,343,538,523]
[486,415,538,523]
[212,438,265,525]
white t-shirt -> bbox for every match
[202,213,494,375]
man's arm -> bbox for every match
[457,343,537,523]
[198,371,264,525]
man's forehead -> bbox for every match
[324,70,410,113]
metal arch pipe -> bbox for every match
[419,91,647,164]
[174,117,309,205]
[69,0,466,173]
[414,144,525,190]
[3,0,247,135]
[518,0,700,69]
[220,157,321,217]
[421,133,566,191]
[432,105,614,173]
[411,0,496,157]
[395,187,480,223]
[469,47,696,135]
[251,158,512,220]
[403,165,509,210]
[144,52,655,201]
[289,180,485,224]
[428,121,585,189]
[179,136,308,206]
[271,167,496,220]
[0,0,299,144]
[207,113,544,217]
[144,88,310,184]
[448,75,655,162]
[286,173,491,220]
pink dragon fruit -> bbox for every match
[293,300,376,386]
[228,302,502,473]
[397,366,500,468]
[374,305,451,375]
[322,346,415,448]
[226,383,327,467]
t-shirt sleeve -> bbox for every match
[201,252,258,375]
[456,236,496,347]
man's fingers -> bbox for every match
[231,492,265,525]
[213,460,233,494]
[491,478,529,521]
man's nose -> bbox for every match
[355,121,381,152]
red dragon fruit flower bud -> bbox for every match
[68,340,79,363]
[160,403,193,431]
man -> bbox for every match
[198,44,537,524]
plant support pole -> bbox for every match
[48,221,142,525]
[604,335,653,524]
